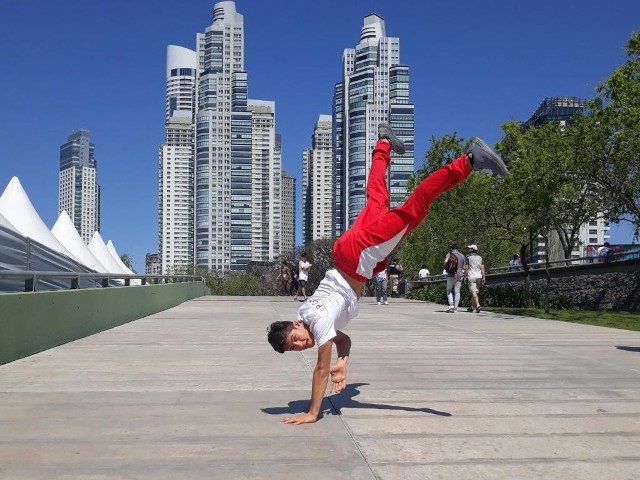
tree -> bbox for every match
[575,31,640,237]
[120,253,135,273]
[397,134,510,277]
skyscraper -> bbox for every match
[158,45,197,274]
[160,2,283,273]
[59,129,100,244]
[333,14,415,234]
[280,170,296,255]
[185,1,280,271]
[247,100,281,262]
[303,115,334,243]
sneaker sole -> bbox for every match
[473,138,509,176]
[378,123,406,155]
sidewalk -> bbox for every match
[1,296,639,479]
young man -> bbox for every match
[464,244,486,313]
[267,124,507,425]
[295,252,312,301]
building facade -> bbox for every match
[522,97,588,130]
[247,100,281,262]
[333,13,415,234]
[145,252,161,275]
[280,170,296,255]
[302,115,334,243]
[59,129,100,244]
[158,45,197,274]
[192,1,281,271]
[160,2,282,273]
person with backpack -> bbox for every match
[443,244,466,312]
[266,124,507,425]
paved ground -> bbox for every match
[1,296,640,479]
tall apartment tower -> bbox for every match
[333,14,415,234]
[280,170,296,255]
[522,96,609,260]
[59,129,100,244]
[302,115,334,243]
[192,1,280,270]
[247,100,281,262]
[158,45,197,274]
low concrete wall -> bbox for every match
[0,282,209,365]
[487,258,640,312]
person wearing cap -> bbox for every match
[464,244,486,313]
[266,123,508,425]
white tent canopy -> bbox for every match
[106,240,141,285]
[52,211,109,273]
[88,232,129,275]
[0,177,80,263]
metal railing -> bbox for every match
[488,249,640,274]
[0,270,204,293]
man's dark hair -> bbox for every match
[450,244,458,250]
[281,261,288,266]
[301,252,308,258]
[267,321,294,354]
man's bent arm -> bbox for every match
[330,331,351,393]
[333,331,351,362]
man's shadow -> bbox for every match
[616,346,640,352]
[261,382,451,418]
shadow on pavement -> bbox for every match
[616,346,640,352]
[261,382,451,417]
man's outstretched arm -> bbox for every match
[282,340,333,425]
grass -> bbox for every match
[485,307,640,332]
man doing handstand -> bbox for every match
[267,123,507,425]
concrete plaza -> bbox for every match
[1,296,639,479]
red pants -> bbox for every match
[333,140,472,282]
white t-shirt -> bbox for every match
[375,270,387,282]
[298,269,359,347]
[298,260,311,281]
[418,268,430,279]
[466,253,483,279]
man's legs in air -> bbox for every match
[333,125,508,282]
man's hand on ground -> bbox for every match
[282,412,318,425]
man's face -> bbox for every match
[284,321,315,351]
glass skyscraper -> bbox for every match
[333,14,415,234]
[59,129,100,244]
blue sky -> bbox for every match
[1,1,638,272]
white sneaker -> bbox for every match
[446,306,454,313]
[383,300,389,305]
[377,301,381,305]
